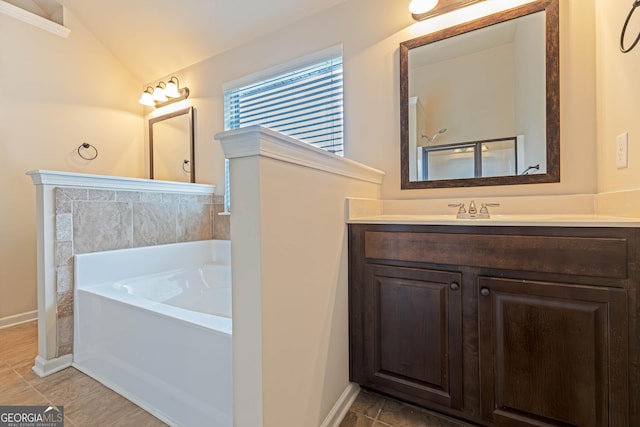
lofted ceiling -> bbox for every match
[54,0,349,82]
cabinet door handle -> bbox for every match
[480,287,490,297]
[450,282,460,291]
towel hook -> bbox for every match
[77,142,98,160]
[620,0,640,53]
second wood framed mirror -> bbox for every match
[400,0,559,189]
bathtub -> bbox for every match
[73,240,232,427]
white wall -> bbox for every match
[0,9,144,321]
[219,128,383,427]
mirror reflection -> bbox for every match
[149,107,195,183]
[400,0,559,189]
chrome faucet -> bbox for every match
[449,200,500,219]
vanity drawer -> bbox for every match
[364,231,628,279]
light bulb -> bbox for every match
[138,88,155,106]
[165,77,180,98]
[152,83,167,102]
[409,0,439,15]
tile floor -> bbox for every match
[339,389,476,427]
[0,321,166,427]
[2,321,473,427]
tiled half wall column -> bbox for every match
[28,170,225,376]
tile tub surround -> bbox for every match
[28,170,217,376]
[54,187,217,357]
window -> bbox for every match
[222,52,344,212]
[224,56,344,156]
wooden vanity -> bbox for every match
[348,222,640,426]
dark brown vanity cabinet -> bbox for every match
[477,277,628,426]
[360,265,463,409]
[349,224,640,427]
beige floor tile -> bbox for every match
[64,415,79,427]
[107,407,170,427]
[13,358,39,382]
[31,368,106,404]
[339,410,376,427]
[0,346,38,367]
[0,365,23,384]
[0,321,38,367]
[63,381,147,426]
[378,399,469,427]
[349,390,386,419]
[0,381,49,406]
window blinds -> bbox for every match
[224,56,344,156]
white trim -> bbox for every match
[32,354,72,377]
[215,126,385,185]
[26,170,215,194]
[0,311,37,330]
[222,44,343,92]
[320,383,361,427]
[0,1,70,38]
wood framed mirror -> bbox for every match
[400,0,559,189]
[149,107,195,183]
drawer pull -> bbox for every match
[480,287,490,297]
[450,282,460,291]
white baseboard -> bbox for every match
[32,354,73,377]
[320,383,361,427]
[0,310,37,330]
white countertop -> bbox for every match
[347,214,640,227]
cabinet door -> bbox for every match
[363,265,463,409]
[478,277,628,427]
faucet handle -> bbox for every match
[480,202,500,214]
[448,203,466,214]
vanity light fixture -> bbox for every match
[410,0,486,21]
[138,76,190,108]
[409,0,439,17]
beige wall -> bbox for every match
[595,0,640,193]
[0,10,144,320]
[150,0,596,203]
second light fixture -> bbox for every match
[139,76,190,108]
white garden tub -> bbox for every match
[73,240,232,427]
